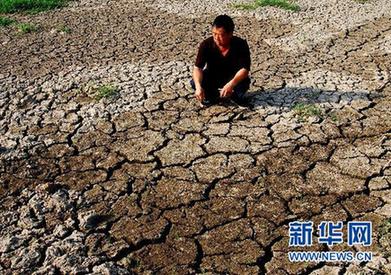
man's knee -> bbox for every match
[233,78,250,98]
[190,78,210,90]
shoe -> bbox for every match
[200,99,212,107]
[200,97,219,107]
[231,95,251,108]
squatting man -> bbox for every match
[191,15,251,107]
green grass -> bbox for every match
[173,232,181,240]
[234,0,300,12]
[328,111,338,122]
[293,103,323,121]
[0,0,67,13]
[95,84,119,100]
[0,16,15,27]
[233,2,258,10]
[378,218,391,258]
[16,22,37,33]
[58,24,71,33]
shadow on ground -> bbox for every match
[248,86,380,109]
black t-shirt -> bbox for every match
[195,36,251,84]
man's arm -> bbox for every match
[193,66,205,101]
[220,68,249,98]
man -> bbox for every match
[192,14,251,107]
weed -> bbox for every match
[378,218,391,258]
[95,84,119,100]
[174,232,181,240]
[293,102,323,121]
[58,24,71,33]
[0,16,15,27]
[328,111,338,122]
[233,2,257,10]
[0,0,67,13]
[16,22,38,33]
[234,0,300,12]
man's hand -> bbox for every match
[195,87,205,102]
[220,82,234,98]
[193,66,205,102]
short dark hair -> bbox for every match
[212,15,234,33]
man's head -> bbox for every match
[212,15,234,48]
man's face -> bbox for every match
[212,26,232,48]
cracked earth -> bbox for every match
[1,0,391,274]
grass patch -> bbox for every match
[57,24,71,33]
[16,22,38,33]
[95,84,119,100]
[233,2,258,10]
[293,103,323,121]
[0,16,16,27]
[328,111,338,122]
[378,218,391,258]
[0,0,67,14]
[234,0,300,12]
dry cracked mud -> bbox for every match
[0,0,391,274]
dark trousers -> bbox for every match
[190,71,250,102]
